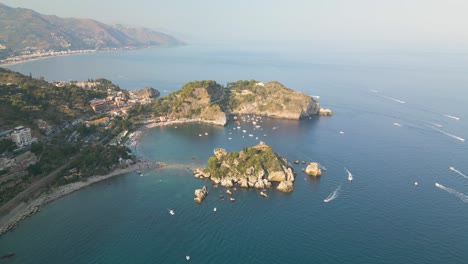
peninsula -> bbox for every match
[132,80,332,126]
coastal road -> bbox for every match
[0,158,75,217]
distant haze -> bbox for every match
[3,0,468,51]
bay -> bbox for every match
[1,44,468,263]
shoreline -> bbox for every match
[125,118,226,150]
[0,158,165,237]
[0,118,212,237]
[0,45,175,67]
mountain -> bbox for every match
[0,3,183,59]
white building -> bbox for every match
[10,126,33,147]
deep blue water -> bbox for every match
[1,44,468,263]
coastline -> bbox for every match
[0,158,165,237]
[0,45,172,67]
[0,118,211,237]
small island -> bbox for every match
[193,142,296,197]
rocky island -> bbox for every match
[193,142,296,198]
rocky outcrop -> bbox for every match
[200,104,227,126]
[193,168,210,179]
[319,108,333,116]
[305,162,322,177]
[277,181,294,193]
[267,171,286,182]
[194,186,208,203]
[214,148,227,159]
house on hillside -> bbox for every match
[10,126,33,147]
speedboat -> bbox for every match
[169,209,175,215]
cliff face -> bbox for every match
[152,80,227,125]
[228,81,320,119]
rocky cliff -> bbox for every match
[149,80,331,126]
[228,81,321,119]
[194,142,295,193]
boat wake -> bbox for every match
[393,122,402,127]
[324,185,341,203]
[429,126,465,142]
[428,122,443,128]
[435,183,468,203]
[443,114,460,121]
[376,94,405,104]
[449,166,468,179]
[345,167,353,181]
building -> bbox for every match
[86,117,110,127]
[10,126,33,147]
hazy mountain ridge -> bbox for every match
[0,3,183,59]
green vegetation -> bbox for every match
[204,143,286,179]
[0,139,15,154]
[0,68,106,129]
[131,80,226,120]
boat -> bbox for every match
[230,197,235,202]
[345,167,353,181]
[186,256,190,261]
[205,132,208,136]
[449,166,455,171]
[169,209,175,215]
[414,181,419,186]
[213,207,217,212]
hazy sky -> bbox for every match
[3,0,468,51]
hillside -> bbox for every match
[0,67,105,129]
[0,3,183,59]
[134,80,328,126]
[227,80,320,119]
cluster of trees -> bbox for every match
[0,139,16,154]
[0,69,107,129]
[205,145,283,179]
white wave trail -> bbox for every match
[369,89,379,93]
[449,166,468,179]
[324,185,341,203]
[378,94,405,104]
[443,114,460,121]
[435,183,468,203]
[430,126,465,142]
[428,122,443,128]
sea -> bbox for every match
[1,43,467,263]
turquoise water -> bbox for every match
[1,45,468,263]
